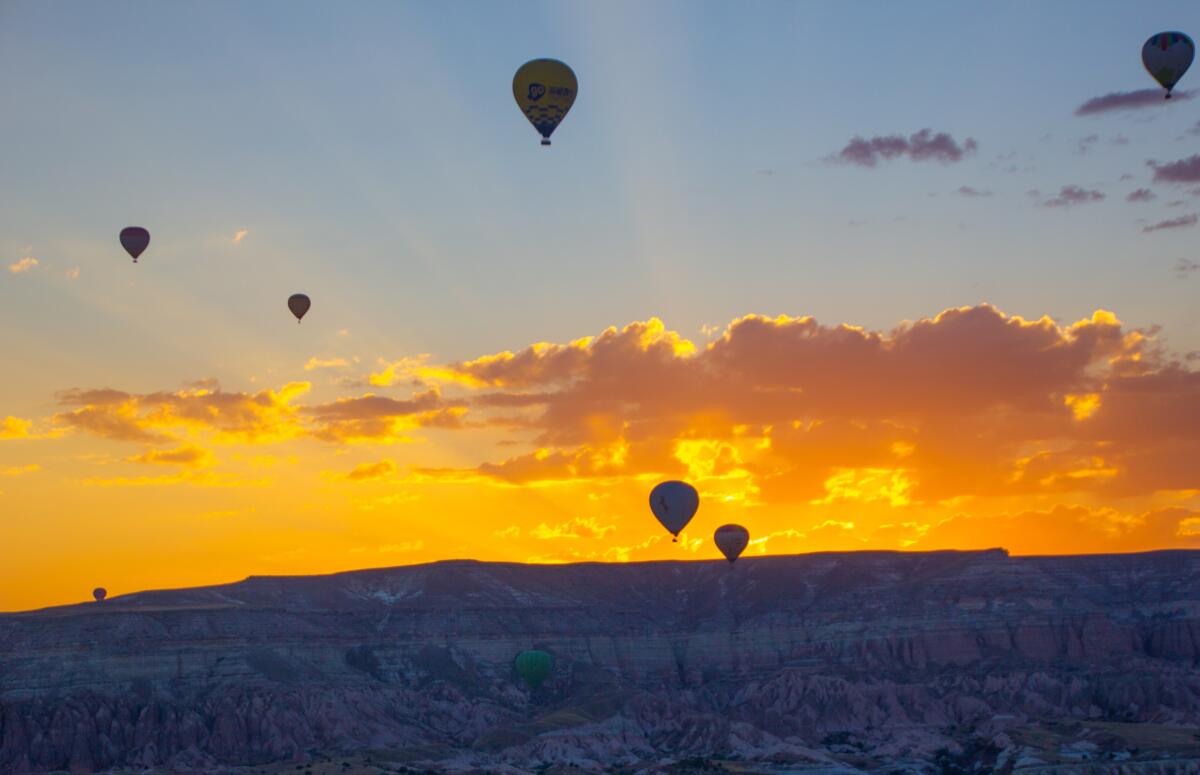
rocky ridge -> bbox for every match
[2,549,1200,773]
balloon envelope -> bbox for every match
[714,524,750,564]
[513,59,578,145]
[1143,32,1194,95]
[92,587,107,602]
[515,649,553,689]
[288,294,311,322]
[649,481,700,539]
[119,227,150,262]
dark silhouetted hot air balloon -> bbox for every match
[714,524,750,565]
[93,587,107,603]
[649,481,699,542]
[1143,32,1194,98]
[288,294,311,323]
[513,59,578,146]
[119,227,150,263]
[515,649,553,689]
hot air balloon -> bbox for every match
[649,481,699,542]
[119,227,150,263]
[714,524,750,565]
[515,649,553,689]
[1143,32,1194,98]
[92,587,107,603]
[513,59,577,146]
[287,294,311,323]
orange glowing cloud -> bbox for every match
[410,305,1192,507]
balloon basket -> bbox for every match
[541,139,551,146]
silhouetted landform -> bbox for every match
[3,549,1200,773]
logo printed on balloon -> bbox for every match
[513,59,577,146]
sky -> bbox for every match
[2,1,1199,611]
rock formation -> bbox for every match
[3,549,1200,772]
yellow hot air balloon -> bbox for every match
[513,59,577,146]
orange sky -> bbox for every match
[2,304,1197,611]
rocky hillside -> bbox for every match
[3,549,1200,773]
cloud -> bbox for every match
[417,306,1199,502]
[1076,134,1099,154]
[0,416,32,439]
[344,459,397,481]
[1040,185,1104,207]
[55,382,311,444]
[304,356,351,371]
[1126,188,1157,203]
[1142,214,1198,233]
[1075,88,1194,115]
[913,505,1200,555]
[1176,258,1200,277]
[83,470,265,488]
[531,516,616,540]
[7,257,38,274]
[831,129,978,167]
[128,445,212,467]
[304,389,466,442]
[30,305,1198,511]
[232,229,248,244]
[367,355,484,388]
[65,267,80,280]
[1149,155,1200,184]
[1,464,39,477]
[956,186,993,198]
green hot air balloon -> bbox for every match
[515,649,553,689]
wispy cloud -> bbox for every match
[1,464,39,477]
[1126,188,1156,203]
[232,229,249,244]
[531,516,617,540]
[1175,258,1200,277]
[1040,185,1105,208]
[1142,214,1198,233]
[0,416,32,439]
[1148,155,1200,184]
[1075,88,1194,115]
[956,186,994,198]
[304,357,351,371]
[343,459,397,481]
[831,129,978,167]
[128,445,212,467]
[7,257,38,274]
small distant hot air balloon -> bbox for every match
[714,524,750,565]
[1143,32,1194,98]
[649,481,699,543]
[287,294,311,323]
[119,227,150,263]
[513,59,578,146]
[93,587,107,603]
[515,649,553,689]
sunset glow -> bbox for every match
[2,1,1198,611]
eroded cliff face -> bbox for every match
[2,549,1199,773]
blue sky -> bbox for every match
[2,0,1198,402]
